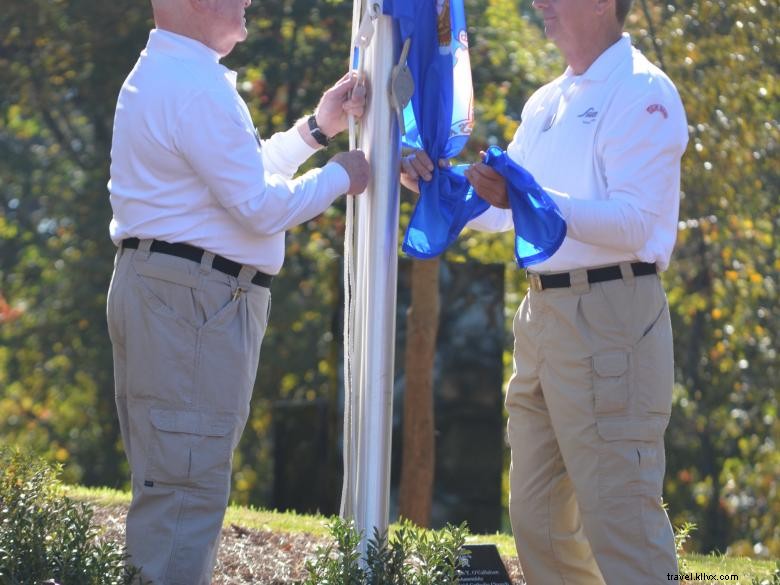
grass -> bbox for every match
[680,554,779,583]
[66,485,779,584]
[64,485,332,536]
[65,485,517,551]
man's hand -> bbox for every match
[400,149,450,193]
[330,150,370,195]
[464,152,510,208]
[316,72,367,138]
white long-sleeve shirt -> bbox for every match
[108,29,349,274]
[468,34,688,272]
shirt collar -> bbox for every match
[564,32,632,83]
[145,28,221,65]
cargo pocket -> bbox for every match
[596,417,667,498]
[592,351,629,415]
[146,408,235,490]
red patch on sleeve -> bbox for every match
[646,103,669,119]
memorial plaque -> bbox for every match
[458,544,513,585]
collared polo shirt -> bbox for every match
[470,34,688,272]
[108,29,349,274]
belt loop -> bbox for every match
[137,238,153,260]
[199,251,215,275]
[237,265,256,291]
[527,271,543,293]
[619,261,636,286]
[570,268,590,295]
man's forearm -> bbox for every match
[261,124,320,178]
[547,191,653,253]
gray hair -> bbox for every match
[616,0,633,24]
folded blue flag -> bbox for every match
[402,147,566,267]
[482,146,567,267]
[401,163,488,259]
[385,0,566,267]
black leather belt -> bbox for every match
[527,262,657,292]
[122,238,273,288]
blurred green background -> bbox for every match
[0,0,777,557]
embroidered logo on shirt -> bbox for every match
[646,104,669,119]
[577,107,598,124]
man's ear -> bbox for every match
[594,0,614,18]
[188,0,211,15]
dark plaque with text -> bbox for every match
[458,544,512,585]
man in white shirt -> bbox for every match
[106,0,369,582]
[402,0,688,583]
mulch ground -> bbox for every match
[91,503,526,584]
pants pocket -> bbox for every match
[595,417,667,498]
[132,255,240,328]
[633,303,674,416]
[592,351,629,415]
[132,258,202,327]
[145,408,235,491]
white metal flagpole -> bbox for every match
[343,0,401,554]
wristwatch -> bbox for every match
[307,114,330,148]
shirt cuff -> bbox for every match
[322,161,351,196]
[275,125,319,162]
[465,206,513,232]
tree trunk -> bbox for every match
[398,257,440,527]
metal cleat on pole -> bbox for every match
[390,38,414,136]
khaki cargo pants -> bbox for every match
[507,265,677,585]
[107,240,270,584]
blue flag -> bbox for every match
[482,146,567,267]
[384,0,567,267]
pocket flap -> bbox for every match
[150,408,233,437]
[596,416,669,442]
[593,352,629,377]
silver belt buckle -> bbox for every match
[527,272,543,292]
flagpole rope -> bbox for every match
[341,0,374,520]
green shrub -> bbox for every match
[752,561,780,585]
[675,520,697,574]
[0,448,141,585]
[299,517,468,585]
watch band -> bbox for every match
[307,114,330,147]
